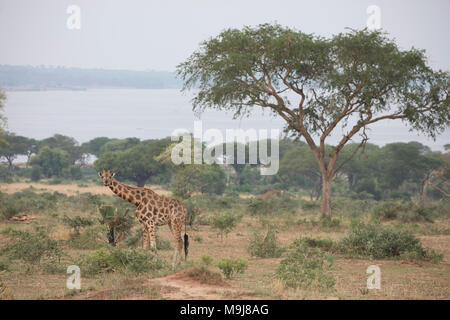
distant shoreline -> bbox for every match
[0,64,183,91]
[3,86,182,92]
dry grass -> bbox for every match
[0,181,171,196]
[1,181,449,300]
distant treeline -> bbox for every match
[0,131,449,203]
[0,65,182,90]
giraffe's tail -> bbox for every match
[183,233,189,260]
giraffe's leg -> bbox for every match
[170,219,184,269]
[141,224,149,250]
[147,221,157,252]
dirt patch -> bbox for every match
[149,268,260,300]
[62,268,262,300]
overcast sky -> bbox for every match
[0,0,449,72]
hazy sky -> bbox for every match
[0,0,449,72]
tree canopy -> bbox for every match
[177,24,449,216]
[94,138,172,187]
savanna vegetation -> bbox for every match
[0,26,449,300]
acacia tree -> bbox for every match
[94,138,171,187]
[177,24,449,216]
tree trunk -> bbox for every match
[107,228,115,246]
[321,176,332,217]
[348,174,354,192]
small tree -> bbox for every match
[94,138,171,187]
[62,215,94,237]
[29,146,71,178]
[98,205,134,246]
[0,132,30,171]
[210,211,242,240]
[177,24,449,217]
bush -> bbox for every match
[67,225,106,250]
[276,240,335,290]
[338,221,442,262]
[400,206,435,223]
[184,199,201,227]
[301,237,335,252]
[185,265,224,285]
[125,228,172,250]
[69,165,83,180]
[98,205,134,246]
[62,215,94,236]
[0,205,20,220]
[0,189,59,217]
[373,201,411,220]
[0,167,13,183]
[200,254,213,266]
[210,211,243,239]
[30,166,42,181]
[1,227,64,266]
[300,200,320,212]
[184,254,223,285]
[320,216,341,229]
[0,260,10,272]
[81,247,165,276]
[216,257,248,279]
[247,194,298,216]
[248,225,283,258]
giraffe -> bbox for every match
[98,169,188,267]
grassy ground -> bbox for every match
[0,181,449,300]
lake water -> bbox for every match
[3,89,449,151]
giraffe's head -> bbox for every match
[98,169,116,186]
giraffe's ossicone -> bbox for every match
[98,169,188,267]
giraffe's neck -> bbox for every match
[108,178,142,206]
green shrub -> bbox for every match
[247,225,283,258]
[216,257,248,279]
[0,189,59,215]
[247,194,298,216]
[81,247,165,276]
[185,265,223,285]
[155,236,173,250]
[320,216,341,229]
[400,206,435,223]
[300,237,335,252]
[247,198,270,216]
[184,199,201,227]
[98,205,134,246]
[62,215,94,236]
[30,166,41,181]
[1,227,64,266]
[69,165,83,180]
[200,254,213,266]
[276,241,335,290]
[210,211,243,239]
[125,228,172,250]
[373,201,412,220]
[338,221,442,262]
[0,260,10,272]
[67,225,106,250]
[300,200,320,211]
[0,205,20,220]
[0,167,13,183]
